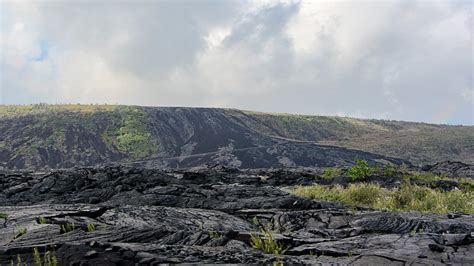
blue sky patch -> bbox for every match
[31,41,49,62]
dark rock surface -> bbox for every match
[0,166,473,265]
[421,161,474,178]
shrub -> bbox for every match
[346,159,372,181]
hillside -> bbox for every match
[0,104,472,170]
[239,111,474,164]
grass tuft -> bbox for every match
[33,247,58,266]
[37,216,47,225]
[14,225,27,239]
[60,223,75,234]
[208,230,223,238]
[250,230,284,256]
[249,217,285,256]
[86,223,95,233]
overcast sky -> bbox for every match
[1,0,473,125]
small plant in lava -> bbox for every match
[14,225,27,239]
[249,217,285,256]
[60,223,75,234]
[86,223,96,233]
[37,216,47,225]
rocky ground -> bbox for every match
[0,164,473,265]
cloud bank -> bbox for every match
[1,0,472,124]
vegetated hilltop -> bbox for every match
[0,104,472,170]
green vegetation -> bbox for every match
[0,213,8,220]
[272,260,284,266]
[346,159,372,181]
[11,254,22,266]
[14,225,27,239]
[102,107,159,158]
[409,228,424,237]
[249,217,285,256]
[208,230,223,238]
[1,104,159,161]
[372,164,399,177]
[250,230,284,256]
[404,171,474,192]
[293,182,474,214]
[86,223,95,233]
[37,216,46,225]
[320,161,474,193]
[33,247,57,266]
[60,223,75,234]
[33,248,41,266]
[321,168,342,179]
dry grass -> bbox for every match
[293,182,474,214]
[0,104,118,118]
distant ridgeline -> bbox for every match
[0,104,472,170]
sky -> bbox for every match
[0,0,473,125]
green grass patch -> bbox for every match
[405,171,474,191]
[321,168,343,179]
[293,182,473,214]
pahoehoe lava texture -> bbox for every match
[0,165,473,265]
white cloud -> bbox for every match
[0,0,472,124]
